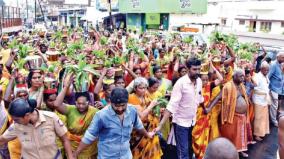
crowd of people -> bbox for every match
[0,27,283,159]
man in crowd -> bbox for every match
[252,62,270,141]
[73,88,154,159]
[278,62,284,159]
[268,52,284,127]
[154,57,204,159]
[204,137,239,159]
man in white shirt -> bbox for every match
[154,57,203,159]
[252,61,270,141]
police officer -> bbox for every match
[0,98,74,159]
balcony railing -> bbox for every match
[0,18,22,28]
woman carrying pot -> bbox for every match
[53,74,99,159]
[27,69,44,109]
[0,98,74,159]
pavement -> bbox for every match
[161,123,279,159]
[245,123,279,159]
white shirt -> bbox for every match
[252,72,270,106]
[167,75,204,127]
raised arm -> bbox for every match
[4,74,16,104]
[122,64,138,79]
[223,45,236,66]
[210,61,223,86]
[53,74,73,115]
[94,68,107,94]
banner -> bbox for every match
[119,0,207,14]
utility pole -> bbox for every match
[34,0,36,23]
[108,0,113,30]
[88,0,91,7]
[26,0,28,21]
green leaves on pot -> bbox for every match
[237,43,258,61]
[224,34,238,49]
[53,31,62,40]
[209,31,225,43]
[14,58,27,70]
[8,39,18,49]
[182,36,193,44]
[104,60,112,68]
[100,36,108,46]
[92,50,105,59]
[18,44,29,58]
[71,40,84,50]
[112,56,123,65]
[49,41,56,49]
[64,55,99,92]
[153,98,169,117]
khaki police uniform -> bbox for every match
[2,110,68,159]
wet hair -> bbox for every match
[43,92,57,102]
[8,98,37,117]
[148,77,159,88]
[114,76,124,83]
[152,65,161,74]
[110,88,129,104]
[133,67,141,74]
[186,57,201,69]
[27,69,43,88]
[103,83,115,91]
[75,92,90,101]
[178,65,186,73]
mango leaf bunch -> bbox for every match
[209,31,239,49]
[126,38,145,60]
[100,36,108,46]
[237,43,258,61]
[182,36,193,44]
[153,98,169,117]
[64,54,99,92]
[8,39,18,49]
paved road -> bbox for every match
[242,124,278,159]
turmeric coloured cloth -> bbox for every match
[220,81,252,151]
[220,113,248,152]
[128,94,163,159]
[65,105,98,159]
[192,83,221,159]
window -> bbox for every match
[239,20,245,25]
[281,22,284,28]
[260,22,272,32]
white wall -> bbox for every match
[205,0,284,35]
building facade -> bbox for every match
[207,0,284,35]
[119,0,208,32]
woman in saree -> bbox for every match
[0,86,10,159]
[27,69,44,109]
[128,77,163,159]
[192,60,223,159]
[53,74,98,159]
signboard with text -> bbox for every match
[119,0,207,14]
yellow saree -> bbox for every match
[129,93,163,159]
[65,105,98,159]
